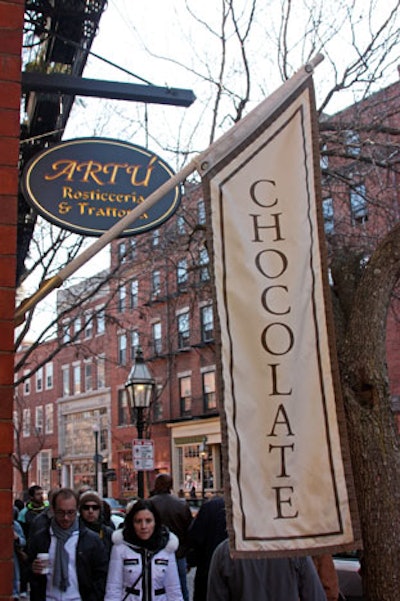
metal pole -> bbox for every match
[94,429,99,492]
[136,407,144,499]
[201,454,205,500]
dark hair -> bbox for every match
[51,487,78,510]
[123,499,163,549]
[153,473,172,494]
[28,485,43,498]
[14,499,24,511]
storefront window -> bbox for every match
[119,450,136,497]
[177,443,214,495]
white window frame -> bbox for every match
[23,408,31,437]
[23,370,30,396]
[45,362,53,390]
[45,403,54,434]
[35,405,43,434]
[36,367,43,392]
[97,306,105,335]
[73,363,81,395]
[152,322,162,354]
[118,332,127,365]
[84,360,93,392]
[97,355,106,389]
[62,365,70,397]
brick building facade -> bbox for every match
[0,1,24,596]
[14,184,223,500]
[320,75,400,429]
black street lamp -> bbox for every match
[125,348,155,498]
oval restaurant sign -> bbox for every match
[22,138,181,237]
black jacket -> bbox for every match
[28,521,108,601]
[150,493,193,558]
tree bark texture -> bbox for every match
[334,227,400,601]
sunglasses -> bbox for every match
[81,504,100,511]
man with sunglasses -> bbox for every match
[28,487,108,601]
[78,491,113,557]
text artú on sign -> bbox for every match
[22,138,181,237]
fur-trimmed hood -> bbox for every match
[112,525,179,554]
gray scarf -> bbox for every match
[51,517,79,591]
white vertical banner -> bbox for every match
[200,67,360,556]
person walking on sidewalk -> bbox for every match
[28,487,108,601]
[150,474,193,601]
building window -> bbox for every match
[179,375,192,415]
[177,215,186,235]
[37,450,51,491]
[118,333,127,365]
[45,362,53,390]
[23,371,30,396]
[198,199,206,225]
[177,311,190,349]
[62,366,70,397]
[45,403,54,434]
[97,308,105,334]
[202,370,216,410]
[73,364,81,395]
[97,355,106,389]
[74,316,81,338]
[323,198,334,234]
[62,321,71,343]
[152,229,160,246]
[118,389,130,426]
[23,408,31,437]
[200,305,214,342]
[152,270,161,297]
[350,183,368,224]
[152,322,162,355]
[130,280,139,309]
[118,286,126,312]
[35,405,43,434]
[320,143,329,170]
[36,367,43,392]
[129,238,137,259]
[345,130,361,157]
[85,362,93,391]
[177,258,188,290]
[199,247,210,281]
[118,242,127,262]
[131,330,140,359]
[153,398,163,421]
[84,313,93,339]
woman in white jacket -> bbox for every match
[105,499,183,601]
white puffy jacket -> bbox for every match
[105,528,183,601]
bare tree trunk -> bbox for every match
[335,227,400,601]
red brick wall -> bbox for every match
[0,0,23,597]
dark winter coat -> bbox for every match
[150,493,193,558]
[207,539,327,601]
[28,521,108,601]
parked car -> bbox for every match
[103,497,126,511]
[333,552,363,601]
[110,510,125,529]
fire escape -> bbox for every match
[18,0,108,282]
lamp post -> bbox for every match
[125,348,155,498]
[93,423,100,492]
[56,457,63,487]
[199,437,208,500]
